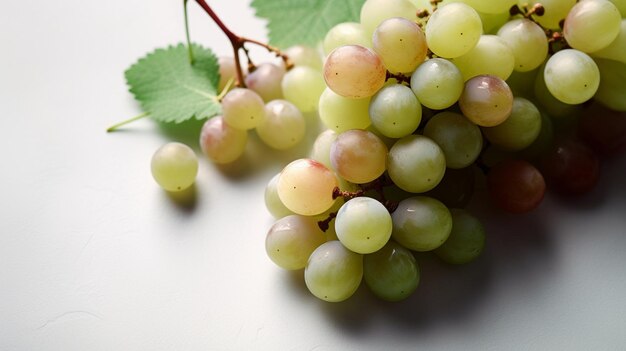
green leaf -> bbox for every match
[251,0,366,48]
[125,43,221,123]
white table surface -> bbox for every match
[2,1,626,350]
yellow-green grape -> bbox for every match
[594,58,626,111]
[256,100,306,150]
[318,88,371,133]
[610,0,626,16]
[335,197,393,254]
[423,111,483,169]
[497,19,548,72]
[265,215,326,270]
[150,142,198,192]
[373,17,427,74]
[591,19,626,64]
[482,97,542,151]
[264,173,294,219]
[330,129,387,184]
[281,66,325,113]
[564,0,621,53]
[199,116,248,164]
[323,22,371,54]
[533,64,582,118]
[521,0,576,30]
[369,84,422,138]
[221,88,266,130]
[323,45,386,99]
[309,129,338,169]
[363,240,420,301]
[360,0,418,38]
[387,135,447,193]
[391,196,452,251]
[410,58,464,110]
[463,0,517,14]
[479,9,510,34]
[277,159,338,216]
[425,2,483,58]
[452,35,515,81]
[283,45,323,70]
[434,209,486,264]
[544,49,600,105]
[305,241,363,302]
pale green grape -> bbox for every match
[369,84,422,138]
[497,19,548,72]
[363,240,420,301]
[309,129,338,169]
[564,0,621,53]
[544,49,600,104]
[266,215,327,270]
[459,74,514,127]
[423,111,483,169]
[521,0,576,30]
[611,0,626,16]
[277,159,338,216]
[335,197,392,254]
[434,209,485,264]
[330,129,387,184]
[151,142,198,192]
[373,17,427,74]
[318,88,371,133]
[323,22,371,54]
[221,88,266,130]
[264,173,294,219]
[199,116,248,164]
[323,45,386,98]
[506,68,539,99]
[410,58,464,110]
[256,100,305,150]
[284,45,323,70]
[533,64,582,117]
[217,56,236,93]
[482,97,542,151]
[592,19,626,64]
[244,63,284,102]
[463,0,517,14]
[479,9,510,34]
[391,196,452,251]
[425,2,483,58]
[360,0,418,38]
[594,58,626,111]
[305,241,363,302]
[452,35,515,80]
[281,66,326,113]
[387,135,447,193]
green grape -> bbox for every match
[594,58,626,111]
[309,129,338,169]
[305,241,363,302]
[318,88,371,133]
[281,66,325,113]
[497,19,548,72]
[150,142,198,192]
[277,159,338,216]
[564,0,621,53]
[425,2,483,58]
[323,22,371,54]
[520,0,576,30]
[610,0,626,16]
[391,196,452,251]
[423,111,483,169]
[335,197,393,254]
[452,35,515,81]
[544,49,600,105]
[264,173,294,219]
[373,17,427,74]
[410,58,464,110]
[591,19,626,64]
[256,100,305,150]
[533,63,582,118]
[283,45,323,70]
[459,74,514,127]
[244,63,284,102]
[369,84,422,138]
[221,88,266,130]
[360,0,418,38]
[199,116,248,164]
[363,241,420,301]
[506,68,539,99]
[463,0,517,14]
[387,135,447,193]
[478,9,510,34]
[330,129,387,184]
[482,97,542,151]
[323,45,386,99]
[266,215,327,270]
[516,112,554,162]
[434,209,486,264]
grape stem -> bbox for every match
[508,3,569,54]
[317,212,337,232]
[106,112,150,133]
[386,71,411,85]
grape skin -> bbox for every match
[410,58,464,110]
[323,45,387,99]
[391,196,453,252]
[459,74,514,127]
[387,135,447,193]
[544,49,600,105]
[199,116,248,164]
[330,129,388,184]
[305,241,363,302]
[151,142,198,192]
[265,215,326,270]
[363,241,420,301]
[335,197,392,254]
[277,159,338,216]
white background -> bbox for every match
[2,1,626,350]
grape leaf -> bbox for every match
[125,43,221,123]
[251,0,365,48]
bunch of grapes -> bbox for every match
[265,0,626,302]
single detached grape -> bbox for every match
[387,135,447,193]
[277,159,338,216]
[221,88,266,130]
[434,209,486,265]
[265,215,327,270]
[487,159,546,213]
[323,45,386,99]
[256,100,306,150]
[305,241,363,302]
[330,129,388,184]
[459,74,514,127]
[151,142,198,192]
[391,196,452,252]
[363,240,419,301]
[199,116,247,164]
[335,197,393,254]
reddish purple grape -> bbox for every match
[487,159,546,213]
[541,139,601,196]
[578,102,626,157]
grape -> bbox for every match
[506,68,538,99]
[482,97,542,151]
[497,18,549,72]
[264,173,294,219]
[516,112,554,162]
[424,166,475,208]
[217,56,236,92]
[330,129,388,184]
[459,74,514,127]
[452,35,515,81]
[309,129,338,169]
[363,240,419,301]
[150,142,198,192]
[387,135,447,193]
[391,196,453,251]
[256,100,306,150]
[369,84,422,139]
[423,111,483,169]
[463,0,517,14]
[199,116,248,164]
[425,2,483,58]
[479,9,510,34]
[265,215,327,270]
[434,209,486,265]
[594,58,626,111]
[323,22,371,54]
[578,102,626,156]
[360,0,418,37]
[544,49,600,105]
[283,45,323,70]
[318,88,371,133]
[533,63,582,118]
[323,45,386,99]
[305,241,363,302]
[281,66,326,113]
[335,197,392,254]
[410,58,464,110]
[541,140,601,196]
[611,0,626,16]
[487,159,545,213]
[563,0,621,53]
[522,0,576,30]
[277,159,338,216]
[591,19,626,64]
[372,17,427,74]
[244,63,284,102]
[221,88,266,130]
